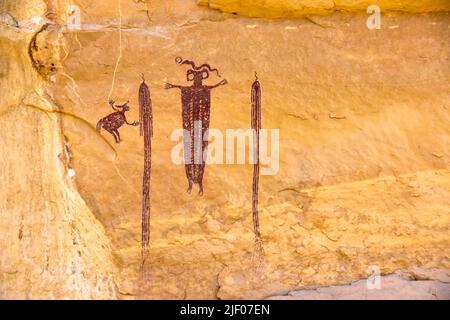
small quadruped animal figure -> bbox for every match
[96,100,139,143]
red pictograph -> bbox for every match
[96,100,139,143]
[165,57,227,195]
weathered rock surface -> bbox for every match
[199,0,450,18]
[268,270,450,300]
[0,0,449,299]
[0,6,117,298]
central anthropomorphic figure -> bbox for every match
[165,57,227,195]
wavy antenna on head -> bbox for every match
[196,63,221,77]
[175,56,196,69]
[175,56,221,77]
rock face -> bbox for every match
[0,0,449,299]
[0,14,117,298]
[268,270,450,300]
[199,0,450,18]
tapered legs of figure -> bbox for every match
[105,129,121,143]
[186,179,203,195]
[187,179,193,194]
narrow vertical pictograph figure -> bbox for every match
[165,57,227,195]
[139,75,153,274]
[96,100,139,143]
[251,73,264,264]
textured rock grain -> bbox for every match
[268,271,450,300]
[199,0,450,18]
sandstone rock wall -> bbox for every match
[0,0,449,299]
[199,0,450,18]
[0,16,117,298]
